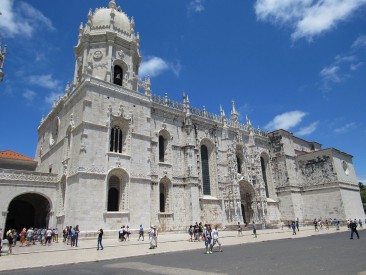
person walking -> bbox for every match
[237,222,242,236]
[313,219,319,232]
[97,228,104,250]
[149,226,155,249]
[203,224,213,254]
[6,229,15,255]
[350,220,360,239]
[75,225,80,247]
[252,221,257,238]
[138,224,144,241]
[188,225,194,242]
[45,228,53,246]
[295,219,299,232]
[212,225,223,252]
[19,228,26,247]
[291,221,296,235]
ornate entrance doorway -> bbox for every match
[239,181,255,224]
[5,193,51,233]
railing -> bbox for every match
[152,93,267,137]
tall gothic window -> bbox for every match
[159,182,166,212]
[201,145,211,195]
[113,65,123,86]
[237,155,242,174]
[108,175,120,211]
[159,135,165,162]
[261,157,269,198]
[110,126,122,153]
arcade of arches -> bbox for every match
[4,193,51,235]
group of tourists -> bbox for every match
[62,225,80,247]
[0,227,59,255]
[118,225,131,242]
[187,222,223,254]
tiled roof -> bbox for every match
[0,150,35,162]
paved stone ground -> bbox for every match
[0,226,361,272]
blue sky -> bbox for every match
[0,0,365,183]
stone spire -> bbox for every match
[109,0,117,9]
[231,100,238,124]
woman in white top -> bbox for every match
[212,226,223,252]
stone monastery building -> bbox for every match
[1,1,364,234]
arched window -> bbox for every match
[159,135,165,162]
[260,157,269,198]
[108,175,120,211]
[159,182,166,212]
[113,65,123,86]
[110,126,122,153]
[201,145,211,195]
[237,155,242,174]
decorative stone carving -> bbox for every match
[93,50,103,60]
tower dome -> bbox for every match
[88,1,133,35]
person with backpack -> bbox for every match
[6,229,14,255]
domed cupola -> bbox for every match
[88,1,133,37]
[73,0,141,91]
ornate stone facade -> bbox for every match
[0,1,364,234]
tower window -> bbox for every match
[110,126,122,153]
[113,65,123,86]
[159,135,165,162]
[201,145,211,195]
[261,157,269,198]
[237,155,242,174]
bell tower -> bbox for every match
[73,0,141,91]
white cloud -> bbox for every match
[170,60,182,78]
[23,89,36,102]
[334,122,357,133]
[28,74,61,90]
[139,57,182,78]
[265,111,307,131]
[254,0,366,41]
[188,0,205,13]
[295,121,319,136]
[320,65,341,83]
[335,55,357,64]
[350,62,364,71]
[0,0,54,38]
[352,34,366,49]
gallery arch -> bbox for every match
[5,193,51,233]
[239,181,255,224]
[106,169,129,212]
